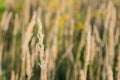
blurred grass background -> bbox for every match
[0,0,5,19]
[0,0,120,80]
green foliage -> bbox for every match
[0,0,5,20]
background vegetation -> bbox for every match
[0,0,120,80]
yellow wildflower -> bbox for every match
[75,22,84,30]
[92,10,99,18]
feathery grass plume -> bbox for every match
[84,6,91,80]
[37,18,44,65]
[20,12,37,80]
[108,1,116,67]
[40,49,49,80]
[37,17,48,80]
[84,23,91,78]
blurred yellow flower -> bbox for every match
[59,17,64,26]
[63,14,69,21]
[75,22,84,30]
[92,10,99,18]
[47,0,60,12]
[59,14,70,26]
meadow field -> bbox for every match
[0,0,120,80]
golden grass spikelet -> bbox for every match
[84,27,91,80]
[37,18,44,65]
[108,1,116,66]
[40,49,49,80]
[85,24,91,65]
[20,12,37,80]
[37,17,48,80]
[84,6,92,80]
